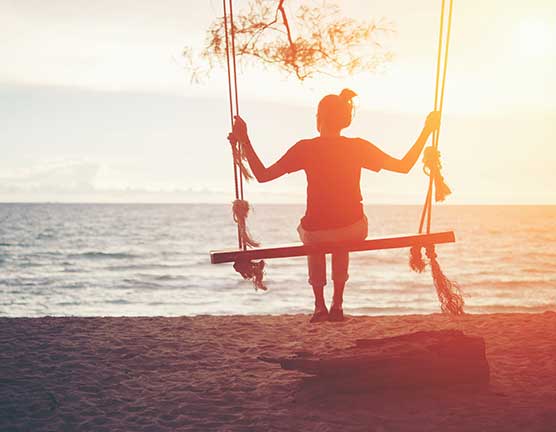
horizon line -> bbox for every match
[0,201,555,207]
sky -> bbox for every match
[1,0,555,204]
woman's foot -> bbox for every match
[310,306,329,323]
[328,306,344,322]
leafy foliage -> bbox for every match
[187,0,394,81]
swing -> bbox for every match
[210,0,463,315]
[210,231,455,264]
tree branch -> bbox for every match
[188,0,395,82]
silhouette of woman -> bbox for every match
[229,89,440,323]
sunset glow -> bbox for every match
[1,0,554,204]
[517,19,555,57]
[1,2,556,430]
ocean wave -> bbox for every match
[351,255,402,266]
[466,304,556,314]
[463,279,556,290]
[120,278,170,290]
[68,251,139,260]
[106,263,184,271]
[104,299,131,305]
[523,267,556,275]
[149,274,190,282]
[37,232,56,240]
[54,301,83,306]
[62,268,83,273]
[17,261,44,268]
[1,203,555,317]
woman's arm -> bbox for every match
[380,111,440,174]
[230,116,289,183]
[242,140,289,183]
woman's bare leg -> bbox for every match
[307,254,327,319]
[311,284,326,310]
[331,251,349,310]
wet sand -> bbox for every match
[1,312,555,431]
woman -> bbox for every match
[229,89,440,323]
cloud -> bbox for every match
[0,160,100,192]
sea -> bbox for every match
[0,203,554,317]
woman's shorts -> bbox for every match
[297,215,368,245]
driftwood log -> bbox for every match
[260,330,489,388]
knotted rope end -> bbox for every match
[409,246,427,273]
[230,140,254,182]
[425,245,464,316]
[233,259,267,291]
[232,199,260,248]
[422,146,452,203]
[434,175,452,202]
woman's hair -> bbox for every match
[317,88,357,131]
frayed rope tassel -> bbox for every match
[229,138,254,181]
[232,200,266,290]
[410,245,464,315]
[422,147,452,202]
[232,199,260,248]
[234,260,267,291]
[409,246,426,273]
[426,246,464,315]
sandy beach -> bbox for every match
[1,312,555,431]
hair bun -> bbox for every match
[339,88,357,103]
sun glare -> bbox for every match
[517,19,555,58]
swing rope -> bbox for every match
[409,0,464,315]
[220,0,461,307]
[223,0,266,290]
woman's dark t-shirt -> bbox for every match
[276,136,386,231]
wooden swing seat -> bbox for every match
[210,231,455,264]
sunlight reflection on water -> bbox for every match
[0,203,555,316]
